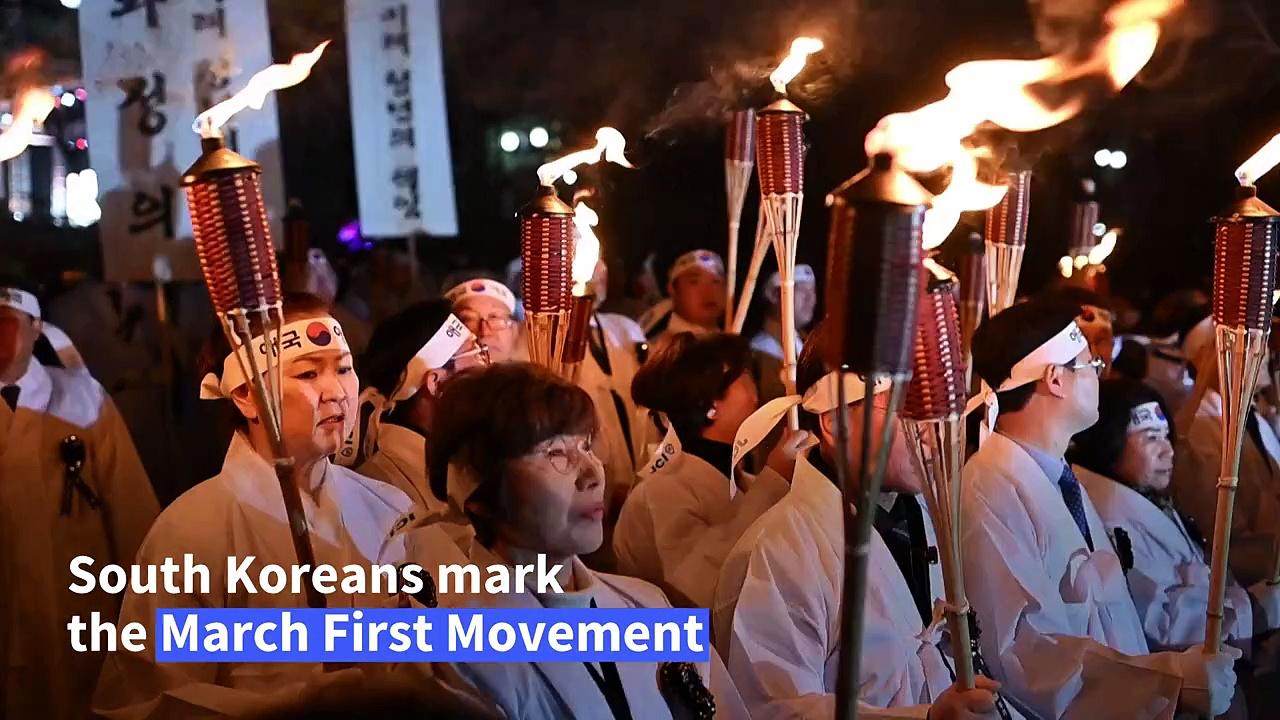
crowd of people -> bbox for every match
[3,242,1280,719]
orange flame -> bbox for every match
[769,37,824,95]
[1236,132,1280,186]
[867,0,1178,243]
[0,87,55,162]
[537,127,633,187]
[1088,229,1119,265]
[192,40,330,136]
[572,202,601,295]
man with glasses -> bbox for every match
[960,298,1239,719]
[445,278,521,364]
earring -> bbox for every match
[706,407,718,420]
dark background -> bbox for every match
[5,0,1280,315]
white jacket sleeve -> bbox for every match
[1125,552,1253,651]
[962,489,1185,719]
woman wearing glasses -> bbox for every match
[446,279,523,365]
[1069,379,1279,659]
[420,362,748,719]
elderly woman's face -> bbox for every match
[1116,427,1174,493]
[499,433,605,558]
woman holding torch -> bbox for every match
[94,293,418,719]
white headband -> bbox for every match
[199,317,352,400]
[445,279,517,314]
[766,264,816,291]
[731,371,890,478]
[337,315,476,466]
[0,287,40,320]
[669,250,725,284]
[1128,401,1168,435]
[965,320,1089,441]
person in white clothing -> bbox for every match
[1070,378,1280,654]
[414,362,750,719]
[962,298,1239,719]
[748,264,817,403]
[642,250,727,345]
[1172,316,1280,588]
[0,281,160,720]
[348,299,489,514]
[614,332,802,608]
[446,278,522,364]
[715,320,1007,720]
[93,293,417,719]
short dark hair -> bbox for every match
[196,291,334,429]
[795,318,837,435]
[630,332,753,444]
[361,299,455,423]
[972,298,1082,415]
[427,363,598,545]
[1041,285,1112,314]
[1068,378,1172,479]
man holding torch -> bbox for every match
[960,299,1239,719]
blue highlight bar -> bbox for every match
[154,607,709,663]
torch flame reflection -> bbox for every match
[1236,132,1280,186]
[571,201,601,296]
[769,37,824,95]
[867,0,1177,243]
[192,40,331,137]
[536,127,633,187]
[0,87,55,162]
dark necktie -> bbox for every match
[874,494,935,626]
[1,385,18,411]
[1058,465,1095,552]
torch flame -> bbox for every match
[572,201,601,296]
[1088,229,1119,265]
[192,40,330,137]
[866,0,1176,244]
[537,127,633,187]
[1236,132,1280,186]
[769,37,824,95]
[1059,257,1074,278]
[0,87,55,162]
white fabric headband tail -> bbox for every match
[199,317,351,400]
[336,315,475,466]
[732,371,890,480]
[669,250,725,284]
[766,264,816,291]
[964,320,1089,443]
[445,278,517,314]
[1128,401,1168,435]
[0,287,40,320]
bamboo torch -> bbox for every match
[1205,133,1280,649]
[957,231,985,391]
[757,37,822,429]
[902,262,974,688]
[984,170,1031,317]
[725,109,755,329]
[182,41,331,609]
[824,153,932,720]
[561,201,603,382]
[526,128,632,374]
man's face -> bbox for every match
[818,391,922,495]
[0,307,39,381]
[455,296,518,363]
[670,268,725,328]
[1061,347,1102,432]
[794,281,817,329]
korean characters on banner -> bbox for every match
[346,0,459,238]
[80,0,285,282]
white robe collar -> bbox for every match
[9,359,52,411]
[666,312,714,337]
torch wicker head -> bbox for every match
[726,109,757,164]
[1069,199,1101,259]
[520,187,576,315]
[181,136,279,315]
[561,294,595,365]
[985,170,1031,248]
[756,98,806,196]
[958,231,986,310]
[1212,186,1280,331]
[824,154,932,376]
[903,271,968,420]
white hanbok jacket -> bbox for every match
[712,454,960,720]
[359,422,450,517]
[1,361,159,720]
[577,312,646,502]
[93,433,415,719]
[1076,466,1253,651]
[426,541,750,720]
[613,443,789,609]
[961,432,1189,719]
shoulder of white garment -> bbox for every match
[27,362,107,428]
[592,569,674,609]
[597,312,647,344]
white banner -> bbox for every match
[79,0,285,282]
[346,0,459,238]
